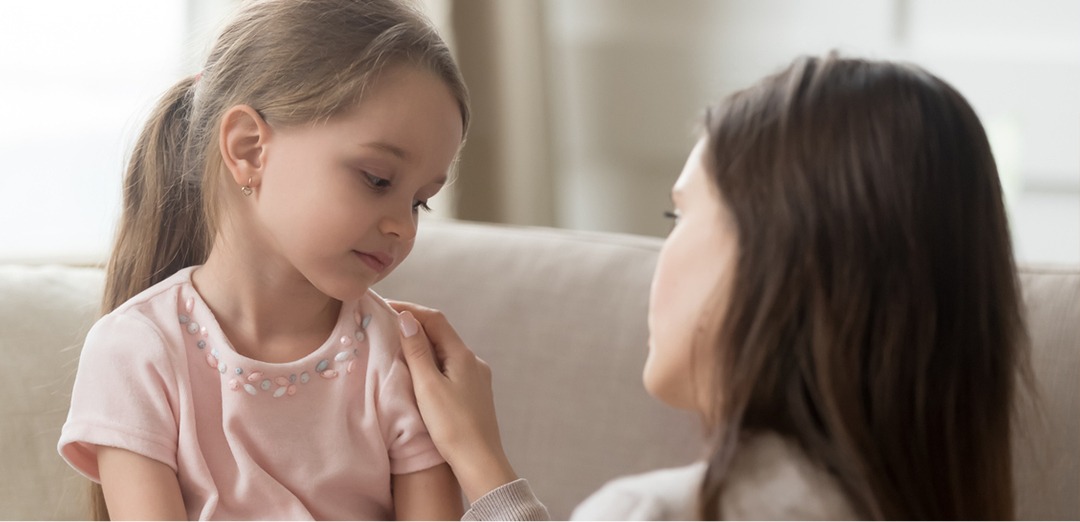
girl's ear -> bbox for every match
[219,105,270,191]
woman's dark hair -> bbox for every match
[698,53,1027,519]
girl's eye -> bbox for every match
[365,173,392,190]
[413,200,433,213]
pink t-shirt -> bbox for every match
[58,266,444,520]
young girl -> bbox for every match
[392,53,1028,520]
[57,0,469,519]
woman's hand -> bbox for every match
[390,301,520,504]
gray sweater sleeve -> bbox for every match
[461,479,550,521]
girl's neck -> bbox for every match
[192,239,342,364]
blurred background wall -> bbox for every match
[1,0,1077,265]
[444,0,1080,264]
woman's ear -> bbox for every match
[219,105,270,191]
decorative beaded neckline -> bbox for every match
[179,296,368,398]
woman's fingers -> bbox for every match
[388,300,520,503]
[388,300,469,358]
[396,311,441,382]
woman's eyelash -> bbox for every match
[413,200,432,213]
[663,210,679,220]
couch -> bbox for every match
[2,219,1077,519]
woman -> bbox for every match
[393,53,1027,520]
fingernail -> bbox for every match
[399,311,419,338]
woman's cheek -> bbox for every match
[644,249,699,410]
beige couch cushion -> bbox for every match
[0,265,104,520]
[1014,268,1080,519]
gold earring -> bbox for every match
[241,178,253,196]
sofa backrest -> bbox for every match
[2,219,1076,519]
[1,264,104,520]
[1012,267,1080,519]
[376,220,703,519]
[376,220,1080,519]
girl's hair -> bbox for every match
[696,53,1027,519]
[92,0,469,518]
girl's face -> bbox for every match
[644,138,739,414]
[252,65,463,301]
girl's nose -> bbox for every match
[379,204,418,241]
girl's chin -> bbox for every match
[311,275,375,303]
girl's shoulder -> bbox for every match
[106,266,197,319]
[361,287,397,319]
[354,288,405,365]
[86,266,198,358]
[81,270,198,376]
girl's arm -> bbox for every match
[390,303,520,502]
[97,445,186,520]
[392,462,464,520]
[391,302,549,521]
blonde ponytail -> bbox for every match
[91,74,209,520]
[101,75,209,315]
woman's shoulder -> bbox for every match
[722,433,858,520]
[571,433,857,521]
[570,462,706,520]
